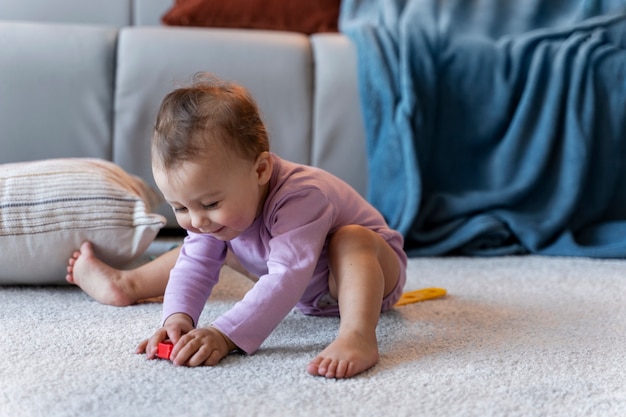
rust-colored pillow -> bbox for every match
[162,0,340,35]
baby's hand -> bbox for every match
[136,313,194,359]
[169,326,236,367]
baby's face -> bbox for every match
[153,151,271,240]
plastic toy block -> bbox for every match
[157,340,174,360]
[395,287,447,306]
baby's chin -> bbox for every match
[207,227,240,241]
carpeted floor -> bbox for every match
[1,253,625,417]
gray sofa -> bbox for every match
[0,0,367,230]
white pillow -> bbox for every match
[0,158,166,284]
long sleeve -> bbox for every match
[161,233,227,326]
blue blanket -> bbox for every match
[340,0,626,257]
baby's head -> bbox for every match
[151,74,274,238]
[151,73,270,172]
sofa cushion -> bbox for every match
[0,158,166,284]
[161,0,340,34]
[0,22,117,164]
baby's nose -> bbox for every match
[190,211,210,229]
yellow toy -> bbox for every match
[395,287,447,306]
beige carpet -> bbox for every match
[1,253,625,417]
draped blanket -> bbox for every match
[340,0,626,257]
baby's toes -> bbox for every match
[333,360,352,379]
[306,360,321,376]
[320,358,340,378]
[307,356,326,376]
[307,356,334,377]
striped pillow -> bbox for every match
[0,158,166,284]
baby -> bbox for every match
[69,73,407,379]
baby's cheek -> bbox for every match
[228,214,252,232]
[175,214,192,231]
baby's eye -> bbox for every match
[172,206,188,213]
[202,202,219,210]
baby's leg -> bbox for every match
[306,225,401,379]
[66,242,177,306]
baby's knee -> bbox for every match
[329,225,380,254]
[330,224,382,246]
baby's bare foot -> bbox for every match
[66,241,136,306]
[306,332,379,379]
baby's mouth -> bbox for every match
[209,226,225,235]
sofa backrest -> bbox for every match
[0,2,368,228]
[0,0,133,26]
[133,0,175,25]
[0,0,173,26]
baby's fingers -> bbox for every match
[178,343,219,367]
[171,328,230,367]
[142,329,169,359]
[202,347,225,367]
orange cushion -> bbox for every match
[162,0,340,35]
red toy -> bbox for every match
[157,340,174,360]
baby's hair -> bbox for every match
[152,73,270,170]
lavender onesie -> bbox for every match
[161,154,407,354]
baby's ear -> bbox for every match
[255,152,273,185]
